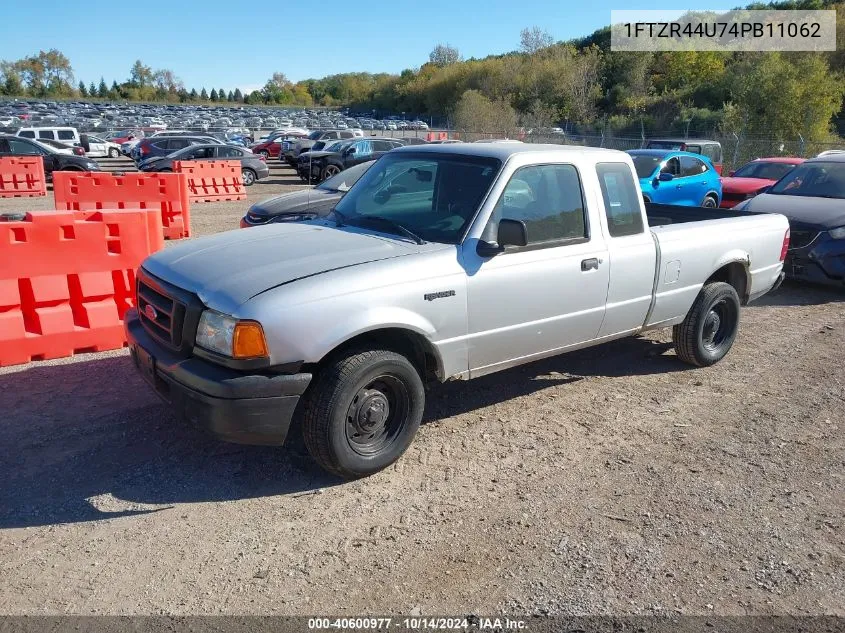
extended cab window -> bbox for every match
[492,164,587,245]
[57,130,75,141]
[18,130,35,138]
[596,163,645,237]
[38,130,54,140]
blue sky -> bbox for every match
[1,0,696,92]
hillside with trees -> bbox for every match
[1,0,844,143]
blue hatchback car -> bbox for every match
[627,149,722,207]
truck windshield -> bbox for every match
[332,152,501,244]
[768,161,845,199]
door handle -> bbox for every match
[581,258,601,271]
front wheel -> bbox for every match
[321,164,341,181]
[673,281,741,367]
[301,348,425,479]
[242,168,256,186]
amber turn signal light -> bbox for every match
[232,321,269,359]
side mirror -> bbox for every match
[476,218,528,257]
[658,172,674,182]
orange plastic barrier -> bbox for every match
[0,157,47,198]
[0,209,164,367]
[425,132,449,142]
[173,160,246,203]
[52,171,191,240]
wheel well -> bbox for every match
[309,328,442,386]
[706,262,749,304]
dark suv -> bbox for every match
[285,130,358,167]
[133,136,218,165]
[299,137,404,182]
[0,134,101,181]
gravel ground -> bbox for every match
[0,159,843,616]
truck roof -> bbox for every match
[391,143,630,161]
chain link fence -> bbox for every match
[449,130,845,172]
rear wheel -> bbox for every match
[301,348,425,479]
[702,194,718,208]
[673,281,740,367]
[242,168,256,186]
[108,148,120,158]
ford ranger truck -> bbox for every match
[125,144,790,478]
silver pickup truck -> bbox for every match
[126,144,790,478]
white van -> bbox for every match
[16,127,81,147]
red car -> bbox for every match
[251,131,307,158]
[719,157,805,208]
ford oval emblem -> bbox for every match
[144,304,158,321]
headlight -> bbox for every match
[829,226,845,239]
[195,310,269,359]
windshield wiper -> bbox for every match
[346,215,426,244]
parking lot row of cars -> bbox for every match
[0,99,429,138]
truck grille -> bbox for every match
[789,230,819,250]
[137,278,187,350]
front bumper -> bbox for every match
[125,308,312,445]
[784,232,845,288]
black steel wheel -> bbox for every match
[673,281,741,367]
[301,348,424,478]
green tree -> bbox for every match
[452,89,518,138]
[233,87,243,102]
[218,88,226,101]
[78,80,87,97]
[520,26,554,54]
[89,81,97,97]
[189,88,198,101]
[0,61,25,96]
[227,90,234,102]
[97,77,108,98]
[210,88,218,101]
[200,87,208,100]
[129,60,153,88]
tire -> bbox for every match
[259,150,269,159]
[301,348,425,479]
[242,168,256,186]
[321,164,341,181]
[673,281,741,367]
[702,194,718,208]
[108,148,119,158]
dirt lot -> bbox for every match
[0,158,843,616]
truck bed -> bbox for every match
[645,202,752,226]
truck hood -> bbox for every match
[141,222,418,312]
[743,193,845,229]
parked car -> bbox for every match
[734,154,845,287]
[35,138,84,156]
[299,137,404,182]
[241,160,375,227]
[0,135,100,180]
[16,126,81,147]
[645,138,724,174]
[125,143,788,478]
[80,134,122,158]
[628,149,722,207]
[138,143,269,186]
[288,130,359,167]
[719,157,804,208]
[133,136,214,163]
